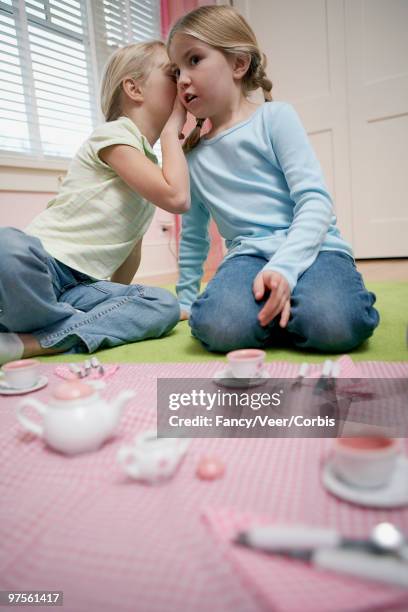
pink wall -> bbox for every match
[0,192,53,228]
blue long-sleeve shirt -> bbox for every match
[177,102,353,313]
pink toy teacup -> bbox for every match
[227,349,266,378]
[331,436,400,489]
[1,359,40,389]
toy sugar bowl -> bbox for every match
[117,430,190,484]
[17,381,135,455]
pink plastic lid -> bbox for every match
[196,456,225,480]
[53,381,94,401]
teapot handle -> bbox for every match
[17,398,46,437]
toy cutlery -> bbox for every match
[235,524,408,588]
[235,523,408,558]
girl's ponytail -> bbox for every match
[100,41,164,122]
[183,118,205,153]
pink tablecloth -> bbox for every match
[1,361,408,612]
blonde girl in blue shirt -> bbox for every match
[167,5,379,353]
[0,41,189,365]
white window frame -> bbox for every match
[0,0,161,171]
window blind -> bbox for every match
[0,0,161,161]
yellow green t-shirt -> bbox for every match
[26,117,157,280]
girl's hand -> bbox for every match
[180,309,189,321]
[163,98,187,138]
[253,270,291,328]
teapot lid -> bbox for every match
[53,381,95,401]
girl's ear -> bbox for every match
[122,77,144,103]
[231,53,251,81]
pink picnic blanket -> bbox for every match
[202,507,408,612]
[1,360,407,612]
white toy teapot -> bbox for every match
[17,381,135,455]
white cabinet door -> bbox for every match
[345,0,408,257]
[233,0,408,257]
[234,0,353,242]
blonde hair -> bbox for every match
[167,5,273,152]
[100,41,165,122]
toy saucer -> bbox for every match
[213,366,268,388]
[322,456,408,508]
[0,375,48,396]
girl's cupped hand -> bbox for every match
[253,270,291,328]
[164,97,187,138]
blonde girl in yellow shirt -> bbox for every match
[0,41,188,364]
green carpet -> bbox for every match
[42,281,407,364]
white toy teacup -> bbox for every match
[2,359,40,389]
[227,349,266,378]
[118,430,190,484]
[17,381,135,455]
[331,435,400,489]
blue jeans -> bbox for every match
[189,252,379,353]
[0,228,180,353]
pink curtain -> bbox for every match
[161,0,212,39]
[161,0,224,275]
